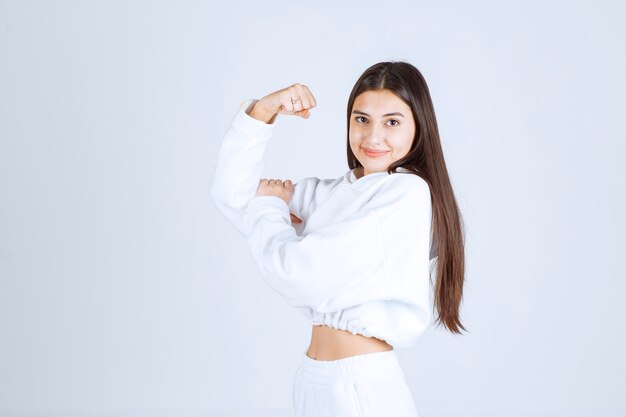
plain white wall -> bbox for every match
[1,1,624,416]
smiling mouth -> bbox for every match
[362,147,389,157]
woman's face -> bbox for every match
[349,89,416,177]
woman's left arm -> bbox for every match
[243,178,432,312]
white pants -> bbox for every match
[292,349,420,417]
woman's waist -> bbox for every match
[306,324,392,361]
[297,299,429,351]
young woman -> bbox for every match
[210,61,467,417]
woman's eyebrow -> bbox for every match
[352,110,405,118]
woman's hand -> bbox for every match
[249,83,317,124]
[255,178,302,224]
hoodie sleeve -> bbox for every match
[243,177,432,313]
[209,99,275,236]
[210,99,322,235]
[287,176,321,223]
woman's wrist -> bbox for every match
[248,99,278,124]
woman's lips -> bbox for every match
[362,147,389,158]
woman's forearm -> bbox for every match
[248,99,278,124]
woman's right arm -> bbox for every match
[209,99,277,236]
[210,83,318,236]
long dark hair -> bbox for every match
[346,61,467,334]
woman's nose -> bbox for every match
[368,123,385,143]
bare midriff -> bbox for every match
[306,324,393,361]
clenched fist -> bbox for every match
[256,178,302,224]
[249,83,317,124]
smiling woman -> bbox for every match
[350,89,416,177]
[210,61,467,417]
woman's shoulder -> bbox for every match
[292,169,430,213]
[387,170,431,199]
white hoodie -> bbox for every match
[210,99,436,348]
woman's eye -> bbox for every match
[355,116,367,123]
[387,119,399,126]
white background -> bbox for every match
[1,1,624,416]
